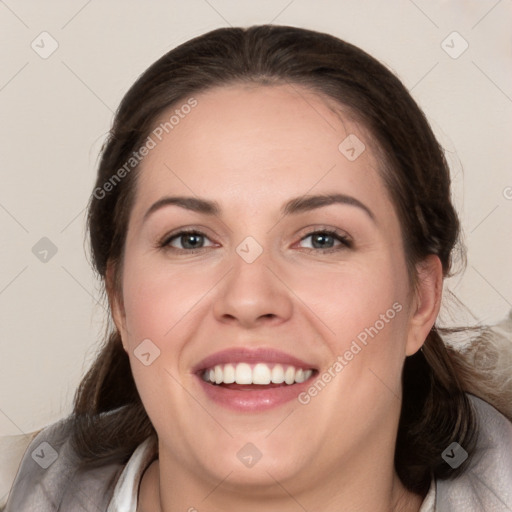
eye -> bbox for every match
[157,227,352,254]
[297,229,352,252]
[159,229,215,252]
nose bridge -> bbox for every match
[212,233,293,326]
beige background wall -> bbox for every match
[1,0,511,435]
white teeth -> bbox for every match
[235,362,252,384]
[253,363,271,385]
[284,366,295,385]
[214,365,223,384]
[223,364,235,384]
[202,362,313,386]
[271,364,285,383]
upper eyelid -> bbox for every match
[162,227,216,243]
[163,223,351,237]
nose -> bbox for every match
[212,245,293,329]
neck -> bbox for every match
[138,451,426,512]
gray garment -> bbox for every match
[2,394,512,511]
[436,395,512,510]
[1,415,124,511]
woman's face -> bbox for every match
[111,83,439,494]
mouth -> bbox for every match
[193,348,318,411]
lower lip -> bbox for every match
[195,375,314,412]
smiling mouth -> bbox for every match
[200,362,315,387]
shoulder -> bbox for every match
[455,309,512,421]
[1,415,125,512]
[0,431,39,508]
[436,393,512,511]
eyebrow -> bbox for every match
[143,193,375,223]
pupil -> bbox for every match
[313,234,333,248]
[183,234,202,249]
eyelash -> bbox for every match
[157,227,353,254]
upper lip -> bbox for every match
[192,347,317,374]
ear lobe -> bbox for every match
[105,261,128,351]
[406,255,443,356]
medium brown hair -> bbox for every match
[73,24,482,495]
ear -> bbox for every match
[405,254,443,356]
[106,261,128,352]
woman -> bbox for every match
[2,24,512,512]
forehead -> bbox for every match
[132,83,390,219]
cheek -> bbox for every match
[118,255,205,438]
[318,261,408,341]
[120,254,210,347]
[313,256,411,396]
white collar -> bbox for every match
[107,436,157,512]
